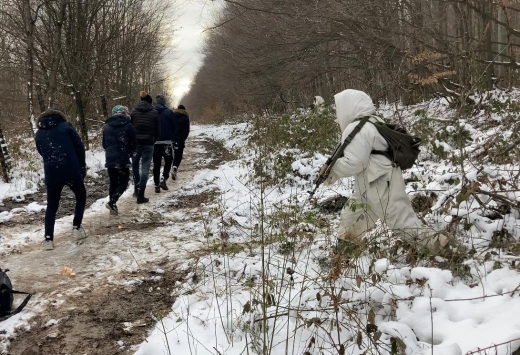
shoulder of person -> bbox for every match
[64,121,76,130]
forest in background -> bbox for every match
[184,0,520,121]
[0,0,173,140]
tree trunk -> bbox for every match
[74,91,89,150]
[24,0,36,136]
[0,124,11,183]
[46,0,67,108]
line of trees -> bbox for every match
[184,0,520,121]
[0,0,173,138]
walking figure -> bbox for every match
[131,91,160,204]
[102,105,137,214]
[171,104,190,180]
[153,95,176,192]
[35,108,87,250]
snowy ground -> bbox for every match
[0,127,232,353]
[133,97,520,355]
[1,93,520,354]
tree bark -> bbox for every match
[46,0,67,108]
[23,0,36,135]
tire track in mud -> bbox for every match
[1,133,234,355]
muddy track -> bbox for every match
[1,134,235,355]
[7,264,186,355]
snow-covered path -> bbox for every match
[0,131,227,354]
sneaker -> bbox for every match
[159,179,168,191]
[171,167,178,181]
[155,186,160,193]
[43,239,54,251]
[72,226,87,240]
[105,201,118,215]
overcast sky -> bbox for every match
[168,0,222,105]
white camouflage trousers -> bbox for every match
[338,168,447,250]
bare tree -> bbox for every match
[185,0,520,120]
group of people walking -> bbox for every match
[35,91,190,250]
[35,87,449,261]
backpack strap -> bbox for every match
[365,120,395,163]
[0,290,32,322]
[371,149,391,157]
[9,291,31,315]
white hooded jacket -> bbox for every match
[326,89,447,250]
[326,89,392,185]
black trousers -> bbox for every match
[45,179,86,240]
[108,167,130,204]
[173,143,185,169]
[153,144,173,185]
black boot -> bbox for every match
[133,185,138,198]
[159,178,168,191]
[137,189,149,204]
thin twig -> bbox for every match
[428,285,434,355]
[128,249,141,269]
[444,286,520,302]
[465,336,520,355]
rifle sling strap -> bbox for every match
[340,116,371,149]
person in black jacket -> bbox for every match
[35,108,87,250]
[102,105,137,214]
[153,95,176,193]
[131,91,160,204]
[171,104,190,180]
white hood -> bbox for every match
[313,96,325,106]
[334,89,376,133]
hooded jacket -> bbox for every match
[326,89,392,185]
[130,101,160,145]
[102,115,137,169]
[327,89,448,250]
[35,109,86,185]
[172,109,190,145]
[155,104,177,142]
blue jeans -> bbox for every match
[132,145,154,193]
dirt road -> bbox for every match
[0,133,230,354]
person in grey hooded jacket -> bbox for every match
[324,89,448,258]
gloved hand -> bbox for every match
[172,141,179,150]
[81,166,87,179]
[319,164,329,177]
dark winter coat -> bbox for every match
[130,101,160,145]
[102,116,137,169]
[155,104,177,142]
[35,110,86,185]
[172,109,190,146]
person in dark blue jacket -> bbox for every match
[171,104,190,180]
[35,108,87,250]
[102,105,137,215]
[152,95,177,193]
